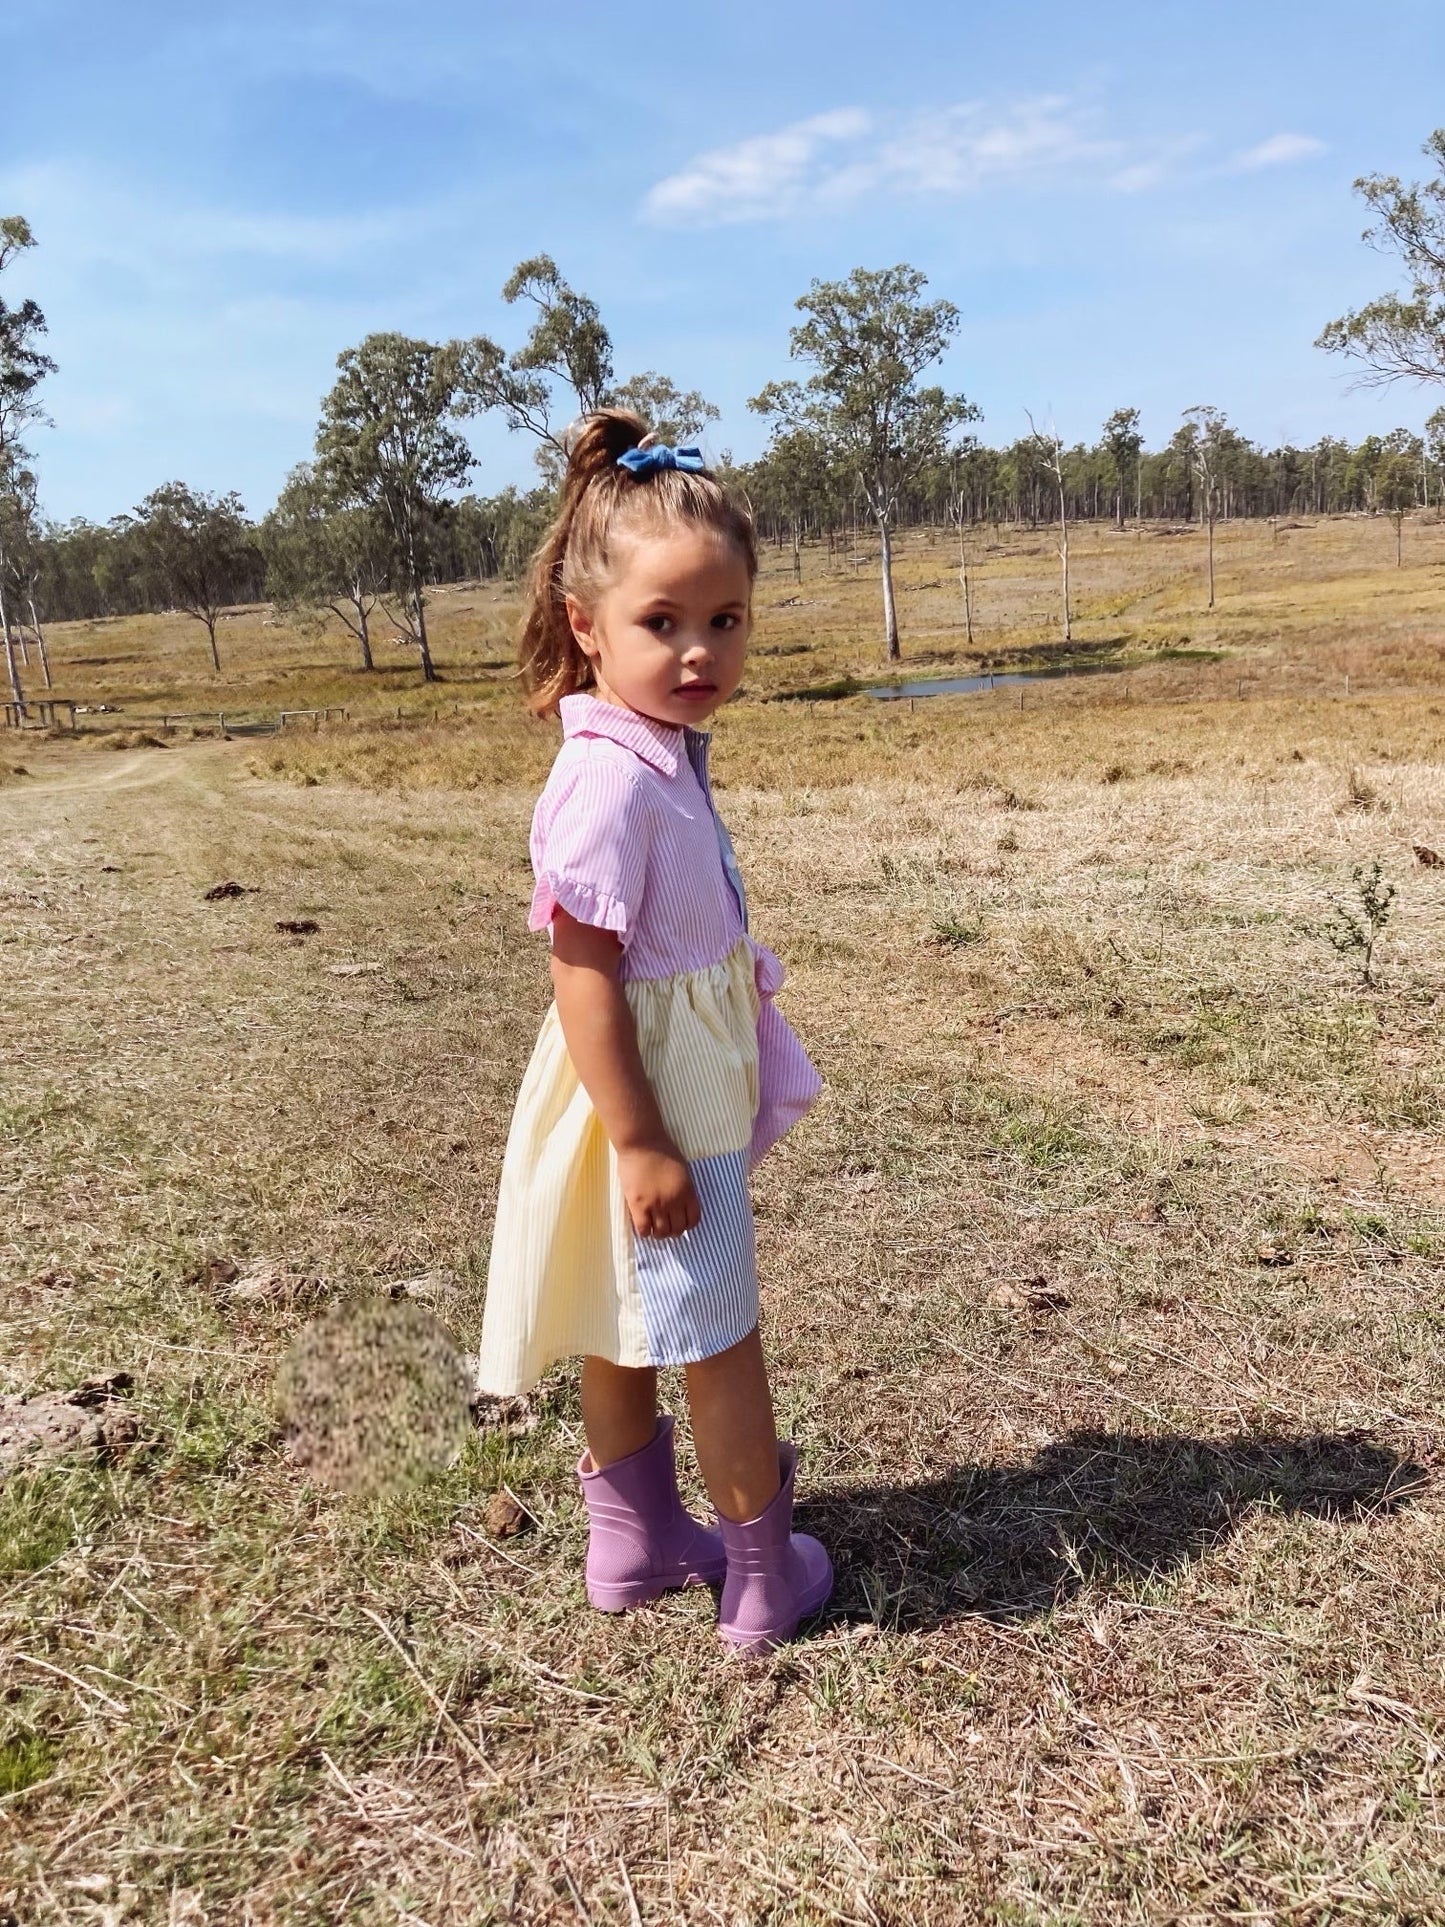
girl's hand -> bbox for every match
[618,1143,702,1239]
[548,910,699,1238]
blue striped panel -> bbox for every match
[633,1149,758,1368]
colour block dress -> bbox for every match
[478,693,822,1395]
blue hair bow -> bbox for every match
[617,442,707,478]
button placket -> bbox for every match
[685,728,748,933]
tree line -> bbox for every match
[3,131,1442,689]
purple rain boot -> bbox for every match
[577,1414,727,1612]
[716,1442,834,1654]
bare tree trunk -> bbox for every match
[414,582,436,682]
[792,521,801,584]
[0,576,22,710]
[351,581,375,670]
[879,517,900,662]
[28,595,51,689]
[0,585,22,716]
[1395,514,1404,568]
[1206,509,1216,610]
[1058,482,1072,643]
[958,520,974,647]
[204,613,222,674]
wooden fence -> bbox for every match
[156,706,350,736]
[2,700,78,730]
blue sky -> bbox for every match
[3,0,1441,522]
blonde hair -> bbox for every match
[518,408,758,717]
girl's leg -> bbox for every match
[579,1356,659,1468]
[684,1326,781,1523]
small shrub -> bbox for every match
[1323,859,1397,986]
[1341,766,1384,812]
[931,909,986,950]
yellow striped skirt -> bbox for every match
[478,937,762,1393]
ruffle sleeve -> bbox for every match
[528,758,653,946]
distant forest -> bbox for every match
[29,420,1445,627]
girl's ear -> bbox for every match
[564,593,601,664]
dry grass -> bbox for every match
[15,509,1445,747]
[2,518,1443,1924]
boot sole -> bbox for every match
[588,1565,727,1612]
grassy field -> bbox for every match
[2,515,1443,1924]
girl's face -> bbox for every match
[566,524,752,730]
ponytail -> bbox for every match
[518,408,757,718]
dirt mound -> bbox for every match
[0,1373,139,1481]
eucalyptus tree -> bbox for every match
[1182,406,1238,610]
[1101,407,1144,526]
[0,217,53,471]
[128,483,258,673]
[1026,415,1072,643]
[943,439,987,644]
[0,465,51,688]
[750,264,975,660]
[316,333,475,683]
[263,464,389,669]
[463,256,612,471]
[0,457,26,705]
[463,256,719,477]
[1318,129,1445,387]
[1425,405,1445,505]
[605,373,720,446]
[0,216,55,708]
[1374,439,1419,566]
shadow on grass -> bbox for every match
[803,1429,1426,1630]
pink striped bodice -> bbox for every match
[527,694,821,1164]
[529,695,748,983]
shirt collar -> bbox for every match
[559,692,696,778]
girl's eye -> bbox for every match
[712,613,739,631]
[643,615,673,634]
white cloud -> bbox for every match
[642,95,1149,227]
[1234,132,1327,170]
[1111,160,1169,195]
[641,109,873,226]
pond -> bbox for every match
[867,663,1129,701]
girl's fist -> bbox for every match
[618,1144,702,1239]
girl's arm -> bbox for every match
[549,907,702,1239]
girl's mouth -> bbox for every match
[674,682,717,702]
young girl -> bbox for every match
[478,410,832,1653]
